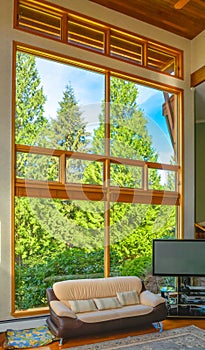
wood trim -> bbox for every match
[15,179,180,205]
[59,153,66,184]
[61,12,68,43]
[104,198,110,278]
[14,0,183,79]
[15,143,179,171]
[14,41,183,96]
[104,28,110,55]
[177,89,184,239]
[11,42,17,316]
[104,71,110,276]
[163,93,176,153]
[11,307,49,318]
[191,65,205,87]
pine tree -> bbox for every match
[15,52,48,179]
[49,84,90,152]
[78,77,175,276]
[15,52,47,145]
[110,77,157,161]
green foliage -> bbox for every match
[48,84,90,152]
[15,51,47,146]
[15,197,67,263]
[15,247,105,309]
[120,256,152,278]
[109,77,157,162]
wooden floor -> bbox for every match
[1,318,205,349]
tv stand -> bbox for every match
[164,277,205,318]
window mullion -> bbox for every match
[104,71,111,277]
[61,12,68,43]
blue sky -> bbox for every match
[36,57,173,164]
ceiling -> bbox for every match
[89,0,205,40]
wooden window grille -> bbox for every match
[15,0,183,78]
[68,15,105,53]
[110,30,143,65]
[17,1,62,39]
[15,144,180,205]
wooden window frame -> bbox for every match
[14,0,183,79]
[12,35,183,315]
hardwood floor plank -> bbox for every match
[1,319,205,349]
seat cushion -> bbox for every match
[77,304,153,323]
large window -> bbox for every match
[13,44,181,314]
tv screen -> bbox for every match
[153,239,205,276]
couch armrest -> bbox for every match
[50,300,77,318]
[140,290,165,307]
[46,287,59,302]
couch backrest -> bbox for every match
[53,276,143,301]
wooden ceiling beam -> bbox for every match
[191,66,205,87]
[89,0,205,39]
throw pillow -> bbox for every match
[69,299,97,313]
[94,297,121,310]
[117,290,139,306]
[140,290,165,307]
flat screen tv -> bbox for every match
[153,239,205,276]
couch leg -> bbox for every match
[152,321,163,332]
[59,338,64,346]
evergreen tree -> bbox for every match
[80,77,175,275]
[110,77,157,162]
[15,52,47,146]
[15,52,49,179]
[49,84,90,152]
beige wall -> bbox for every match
[191,31,205,224]
[0,0,13,322]
[191,30,205,73]
[195,83,205,223]
[195,121,205,223]
[0,0,194,321]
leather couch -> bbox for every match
[46,276,167,344]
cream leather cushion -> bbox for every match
[53,276,142,301]
[117,290,139,306]
[50,300,77,318]
[140,290,165,307]
[77,304,153,323]
[69,299,97,313]
[94,297,121,310]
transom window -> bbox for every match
[15,0,183,78]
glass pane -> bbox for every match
[148,168,176,191]
[16,51,105,155]
[16,152,59,181]
[68,17,105,53]
[110,202,176,289]
[110,30,142,64]
[110,76,176,165]
[110,163,142,188]
[14,197,104,310]
[147,45,175,75]
[66,158,103,185]
[18,3,61,39]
